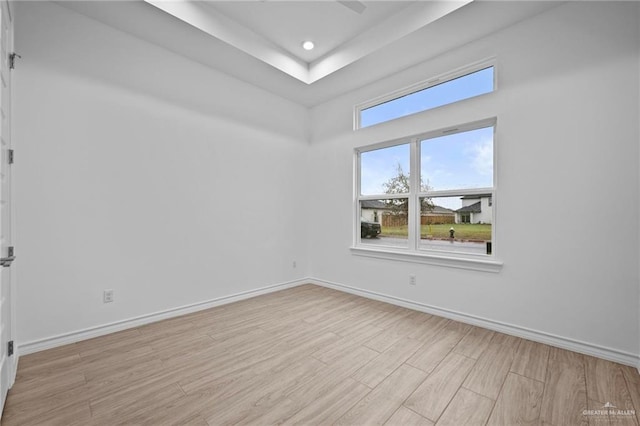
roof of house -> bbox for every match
[461,194,492,200]
[456,201,482,213]
[361,200,389,209]
[422,205,455,215]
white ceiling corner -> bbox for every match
[143,0,472,84]
[54,1,563,107]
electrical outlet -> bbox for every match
[409,274,416,286]
[103,289,114,303]
[293,260,297,269]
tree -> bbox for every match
[382,163,434,215]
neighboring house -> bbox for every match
[455,194,493,224]
[421,204,455,224]
[362,200,455,225]
[361,200,389,223]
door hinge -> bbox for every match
[0,246,15,267]
[8,149,13,164]
[9,52,20,70]
[8,340,13,357]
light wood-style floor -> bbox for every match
[3,284,640,425]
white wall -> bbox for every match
[478,197,492,225]
[13,2,309,345]
[309,2,640,358]
[361,209,375,223]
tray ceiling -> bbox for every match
[56,1,562,107]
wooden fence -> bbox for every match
[381,214,408,227]
[381,214,455,227]
[421,215,455,225]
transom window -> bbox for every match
[356,62,495,129]
[355,119,496,258]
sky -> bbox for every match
[361,127,493,210]
[361,66,494,128]
[359,66,494,210]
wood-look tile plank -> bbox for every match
[258,345,379,424]
[2,400,92,426]
[201,356,327,424]
[79,340,155,366]
[83,347,161,383]
[2,375,90,426]
[486,372,544,426]
[435,388,494,426]
[179,331,337,397]
[84,356,164,396]
[490,332,521,348]
[119,393,213,426]
[362,327,406,353]
[282,378,370,425]
[326,309,388,338]
[540,347,588,426]
[511,339,550,383]
[586,398,612,426]
[312,324,383,364]
[5,370,86,401]
[73,328,143,355]
[404,352,477,422]
[585,356,638,426]
[364,311,431,353]
[336,364,428,425]
[453,326,495,359]
[153,334,218,363]
[443,320,473,336]
[304,300,357,324]
[409,315,451,343]
[407,321,469,374]
[2,382,91,426]
[621,366,640,425]
[369,306,415,329]
[15,353,83,381]
[352,336,424,388]
[252,346,381,424]
[463,340,517,400]
[14,342,80,372]
[386,406,434,426]
[89,379,184,420]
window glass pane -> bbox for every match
[361,67,494,128]
[419,196,492,255]
[360,199,408,248]
[421,126,493,192]
[360,144,410,196]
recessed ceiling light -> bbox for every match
[302,41,315,51]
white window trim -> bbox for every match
[353,118,502,272]
[354,57,496,130]
[350,246,503,273]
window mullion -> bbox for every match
[354,151,362,243]
[408,139,420,251]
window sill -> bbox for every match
[350,246,503,273]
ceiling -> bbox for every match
[144,1,472,84]
[57,1,562,107]
[201,1,416,63]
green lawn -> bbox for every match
[380,223,492,241]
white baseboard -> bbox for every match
[18,276,640,370]
[308,277,640,368]
[18,278,307,356]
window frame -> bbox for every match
[354,58,496,130]
[352,118,502,273]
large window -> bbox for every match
[356,63,494,129]
[355,119,496,260]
